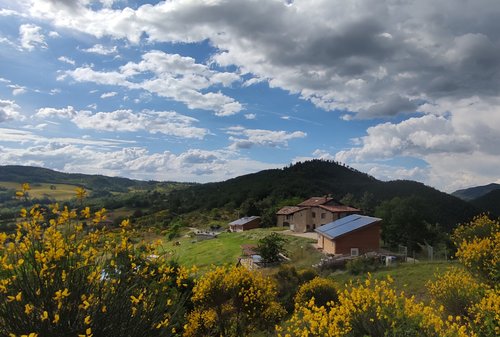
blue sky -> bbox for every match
[1,0,499,192]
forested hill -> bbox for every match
[470,189,500,216]
[0,165,154,192]
[166,160,479,231]
[452,183,500,201]
[0,162,481,232]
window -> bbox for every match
[321,213,326,219]
[312,212,316,218]
[351,248,359,257]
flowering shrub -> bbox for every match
[294,277,338,308]
[426,267,486,317]
[279,276,472,337]
[184,265,285,337]
[0,185,192,337]
[468,289,500,337]
[452,214,499,245]
[453,215,499,284]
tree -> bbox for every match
[375,196,430,250]
[256,232,287,263]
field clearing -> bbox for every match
[329,261,459,302]
[159,227,323,271]
[0,181,81,200]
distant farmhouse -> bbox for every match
[315,214,381,256]
[276,196,359,232]
[229,216,261,232]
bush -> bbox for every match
[346,255,380,275]
[468,289,500,337]
[453,215,500,285]
[426,267,486,317]
[184,265,285,337]
[0,187,192,337]
[279,276,472,337]
[294,277,338,308]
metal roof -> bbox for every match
[229,216,260,226]
[315,214,381,239]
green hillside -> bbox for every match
[471,189,500,216]
[166,160,478,232]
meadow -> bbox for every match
[0,181,81,201]
[158,227,323,271]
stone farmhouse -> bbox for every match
[276,196,360,232]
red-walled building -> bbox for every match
[315,214,381,256]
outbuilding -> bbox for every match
[315,214,381,256]
[229,216,261,232]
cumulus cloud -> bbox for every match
[19,23,47,50]
[335,115,475,162]
[335,101,500,191]
[8,0,500,190]
[21,0,500,119]
[58,56,75,65]
[226,126,306,150]
[36,106,209,139]
[65,51,242,116]
[100,91,117,99]
[244,113,256,120]
[0,130,282,182]
[82,44,117,55]
[0,99,23,122]
[8,84,27,96]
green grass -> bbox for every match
[159,228,323,272]
[0,181,81,200]
[328,261,460,302]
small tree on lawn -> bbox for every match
[257,232,287,263]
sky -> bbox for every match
[0,0,499,193]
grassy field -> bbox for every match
[0,181,81,201]
[158,227,323,271]
[328,260,459,302]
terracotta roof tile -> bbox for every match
[297,196,333,207]
[319,204,360,213]
[276,206,307,215]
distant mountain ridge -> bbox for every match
[0,162,484,231]
[452,183,500,201]
[470,189,500,216]
[0,165,150,192]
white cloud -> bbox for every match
[226,126,306,150]
[0,99,23,122]
[58,56,75,65]
[82,44,117,55]
[0,127,130,146]
[100,91,117,99]
[0,134,282,182]
[48,31,60,38]
[36,106,209,139]
[244,113,256,120]
[335,99,500,191]
[21,0,500,121]
[8,84,27,96]
[65,50,242,116]
[19,23,47,50]
[335,115,476,163]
